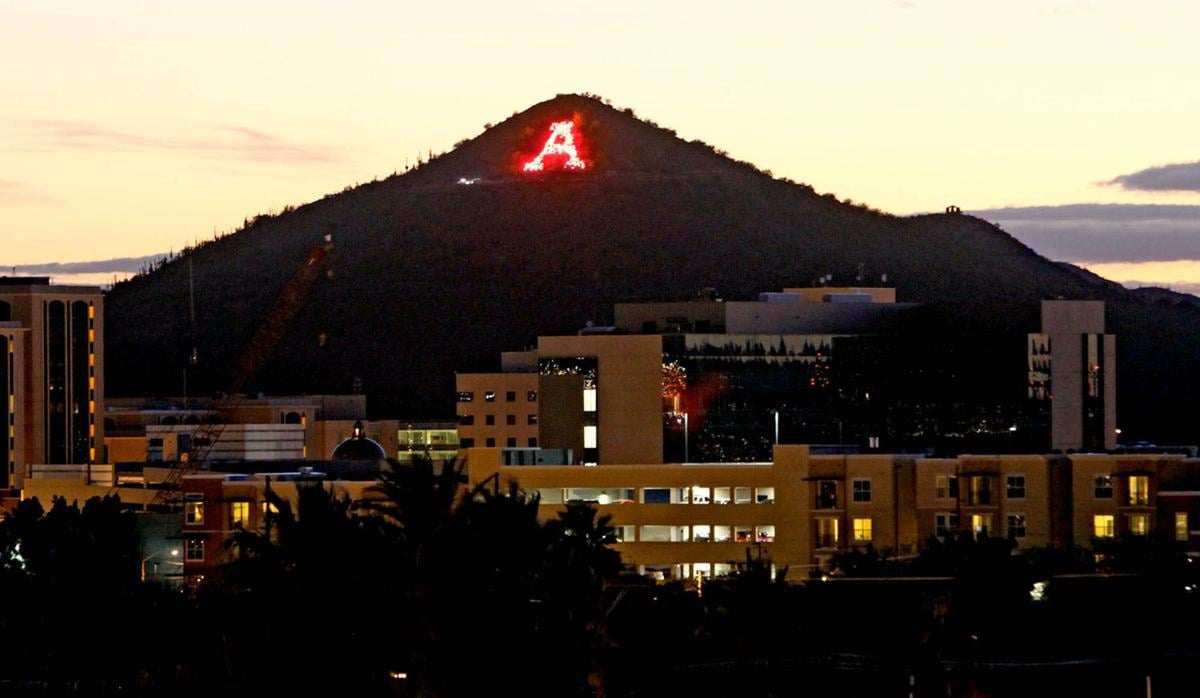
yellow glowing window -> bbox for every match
[1175,512,1188,542]
[185,501,204,525]
[1128,513,1149,537]
[971,514,992,538]
[87,304,94,319]
[1128,476,1149,506]
[816,517,839,548]
[852,517,873,543]
[1093,514,1115,538]
[230,501,250,529]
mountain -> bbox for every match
[105,94,1200,445]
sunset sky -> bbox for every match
[4,1,1199,292]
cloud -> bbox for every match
[1107,161,1200,192]
[970,203,1200,264]
[7,119,340,165]
[4,253,167,276]
[0,179,55,205]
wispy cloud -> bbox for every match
[3,253,167,276]
[1106,161,1200,193]
[0,179,56,205]
[7,119,341,165]
[972,203,1200,264]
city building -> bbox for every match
[0,277,104,490]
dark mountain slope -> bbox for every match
[105,94,1199,444]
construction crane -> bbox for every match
[149,234,334,506]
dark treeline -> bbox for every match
[3,461,1200,696]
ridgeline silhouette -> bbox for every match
[105,94,1200,443]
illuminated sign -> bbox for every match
[522,120,586,172]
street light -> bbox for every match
[141,548,180,582]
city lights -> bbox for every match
[522,121,586,172]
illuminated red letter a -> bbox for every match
[522,121,586,172]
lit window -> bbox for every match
[1094,475,1113,499]
[734,487,752,504]
[583,388,597,413]
[693,525,712,542]
[1128,513,1149,536]
[613,525,636,542]
[935,474,959,499]
[756,525,776,542]
[456,392,474,402]
[1177,512,1189,542]
[713,487,731,504]
[970,514,992,539]
[815,518,838,548]
[691,486,711,504]
[1007,514,1027,539]
[185,501,204,525]
[1006,475,1026,499]
[756,487,775,504]
[1128,476,1149,506]
[852,517,872,543]
[583,425,597,449]
[735,526,754,542]
[527,390,537,402]
[968,476,992,506]
[852,479,871,503]
[185,537,204,562]
[1093,514,1115,538]
[484,392,496,402]
[230,501,250,529]
[713,525,732,542]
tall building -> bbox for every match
[0,278,104,489]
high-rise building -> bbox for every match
[0,278,104,489]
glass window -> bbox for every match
[756,525,776,542]
[713,487,731,505]
[1093,514,1115,538]
[936,474,959,499]
[460,438,475,448]
[484,391,496,402]
[230,501,250,529]
[756,487,775,504]
[852,479,871,503]
[714,525,732,542]
[485,415,495,426]
[527,414,538,425]
[583,388,597,412]
[1006,475,1025,499]
[485,437,495,447]
[457,391,474,402]
[185,537,204,562]
[935,512,959,538]
[1094,475,1113,499]
[639,525,673,542]
[1007,514,1027,539]
[1177,512,1189,542]
[734,487,752,504]
[505,391,516,402]
[691,486,711,504]
[693,525,712,542]
[816,481,837,509]
[815,518,838,548]
[527,390,538,402]
[1128,513,1149,536]
[1128,476,1149,506]
[505,414,516,426]
[970,513,992,539]
[583,426,597,449]
[528,437,538,448]
[536,488,564,504]
[506,437,516,447]
[613,525,636,542]
[458,414,474,426]
[185,501,204,525]
[641,487,689,504]
[735,526,754,542]
[968,476,992,506]
[852,517,872,543]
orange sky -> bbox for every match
[3,1,1199,290]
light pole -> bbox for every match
[683,412,689,463]
[141,548,180,582]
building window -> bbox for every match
[756,525,776,542]
[734,526,754,542]
[691,486,711,504]
[457,391,474,402]
[485,438,495,447]
[583,388,597,413]
[1006,475,1026,499]
[458,414,474,426]
[852,517,873,543]
[185,501,204,525]
[524,437,535,447]
[505,414,516,426]
[504,437,515,447]
[714,525,732,542]
[527,390,537,402]
[1007,514,1027,540]
[484,415,495,426]
[484,391,496,402]
[970,514,992,539]
[816,481,837,509]
[852,479,871,503]
[936,474,959,499]
[734,487,752,504]
[1128,513,1149,536]
[583,425,597,449]
[756,487,775,504]
[527,414,538,425]
[1128,475,1149,506]
[968,476,992,506]
[460,438,475,448]
[1176,513,1189,542]
[815,518,839,548]
[713,487,731,504]
[185,537,204,562]
[1094,475,1113,499]
[505,391,516,402]
[613,525,636,542]
[1093,514,1115,538]
[935,512,959,538]
[230,501,250,529]
[693,525,712,542]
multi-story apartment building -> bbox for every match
[0,278,104,490]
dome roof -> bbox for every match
[332,421,387,462]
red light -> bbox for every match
[523,121,586,172]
